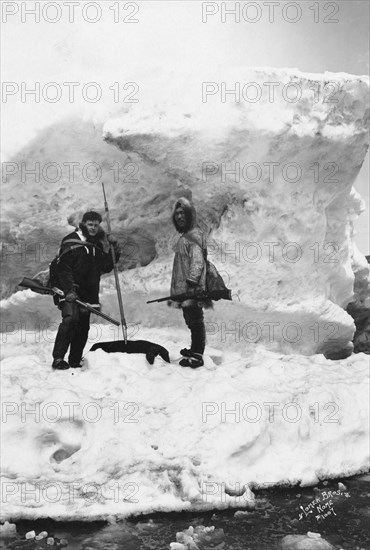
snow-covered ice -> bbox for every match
[103,68,370,358]
[0,321,369,521]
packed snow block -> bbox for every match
[0,119,158,300]
[346,253,370,354]
[104,69,370,356]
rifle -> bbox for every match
[102,182,128,343]
[147,288,232,304]
[18,277,120,326]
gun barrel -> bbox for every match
[75,300,120,326]
[19,277,54,294]
[146,292,199,304]
[146,295,172,304]
[19,277,121,326]
[147,288,232,304]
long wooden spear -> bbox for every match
[102,182,127,344]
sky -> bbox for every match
[1,0,369,251]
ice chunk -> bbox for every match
[0,521,17,538]
[280,534,335,549]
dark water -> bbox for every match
[2,475,369,550]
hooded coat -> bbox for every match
[170,198,208,308]
[56,224,120,304]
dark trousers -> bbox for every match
[53,301,91,364]
[182,306,206,355]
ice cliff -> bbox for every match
[102,68,370,358]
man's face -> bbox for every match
[85,220,100,237]
[175,207,186,230]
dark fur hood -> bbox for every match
[172,197,197,233]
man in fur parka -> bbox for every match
[52,211,120,370]
[170,197,209,368]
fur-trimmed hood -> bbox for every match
[172,197,197,233]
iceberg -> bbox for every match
[103,68,370,358]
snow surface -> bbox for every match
[1,69,370,521]
[1,320,369,521]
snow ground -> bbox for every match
[1,316,368,522]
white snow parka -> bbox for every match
[170,198,208,308]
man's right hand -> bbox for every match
[65,290,78,302]
[186,280,199,297]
